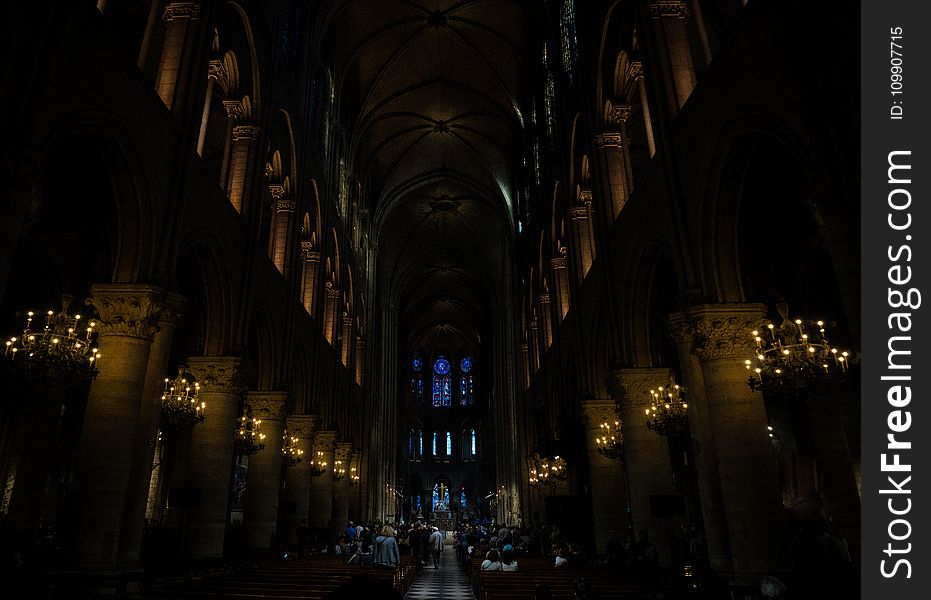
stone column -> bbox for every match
[581,399,628,556]
[629,63,656,157]
[196,59,223,156]
[281,415,317,545]
[528,319,540,372]
[155,2,201,109]
[679,304,791,577]
[227,124,260,214]
[340,314,353,366]
[612,367,676,566]
[595,122,633,223]
[182,357,244,558]
[648,0,696,110]
[354,339,365,386]
[300,246,321,316]
[520,342,530,390]
[347,451,361,521]
[117,292,185,566]
[551,255,570,321]
[331,442,353,529]
[308,430,336,528]
[241,391,287,549]
[570,194,595,282]
[323,284,340,344]
[69,285,165,567]
[666,314,732,573]
[270,192,296,275]
[538,292,553,350]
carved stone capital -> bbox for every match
[314,430,337,452]
[612,104,632,126]
[245,391,289,421]
[538,293,551,305]
[268,184,286,200]
[570,204,590,219]
[667,303,767,362]
[335,442,354,462]
[286,414,318,439]
[276,199,297,213]
[302,247,320,260]
[326,287,341,300]
[154,291,186,327]
[648,0,690,19]
[627,60,644,82]
[232,124,261,141]
[207,59,225,82]
[610,367,673,409]
[580,399,620,428]
[186,356,245,395]
[222,99,243,119]
[594,131,623,148]
[551,256,567,270]
[163,2,201,22]
[86,284,179,339]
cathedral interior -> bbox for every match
[0,0,859,597]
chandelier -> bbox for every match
[234,414,266,456]
[744,303,850,393]
[595,419,624,460]
[160,367,204,429]
[281,429,304,467]
[332,459,346,481]
[310,450,328,477]
[645,381,689,437]
[349,465,360,486]
[2,295,100,385]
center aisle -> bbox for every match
[405,543,474,600]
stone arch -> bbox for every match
[38,115,156,286]
[703,115,820,305]
[175,231,235,356]
[245,300,279,390]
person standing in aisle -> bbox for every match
[428,526,445,569]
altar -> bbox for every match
[432,483,455,531]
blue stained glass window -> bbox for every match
[413,355,423,372]
[434,356,450,375]
[411,377,423,405]
[446,431,452,456]
[432,485,439,509]
[560,0,579,82]
[544,72,556,142]
[459,355,474,405]
[432,432,437,456]
[471,429,477,455]
[433,356,452,406]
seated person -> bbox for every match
[481,549,504,571]
[554,546,569,567]
[500,546,518,571]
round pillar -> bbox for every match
[181,357,244,558]
[240,391,287,549]
[280,414,317,545]
[308,431,336,528]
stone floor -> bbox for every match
[405,547,474,600]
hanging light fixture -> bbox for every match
[349,465,360,486]
[281,429,304,467]
[332,459,346,481]
[645,380,689,437]
[745,302,850,393]
[2,295,100,385]
[234,414,266,456]
[595,419,624,460]
[160,366,205,429]
[310,450,328,477]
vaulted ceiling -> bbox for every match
[320,0,540,350]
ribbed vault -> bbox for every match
[322,0,537,347]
